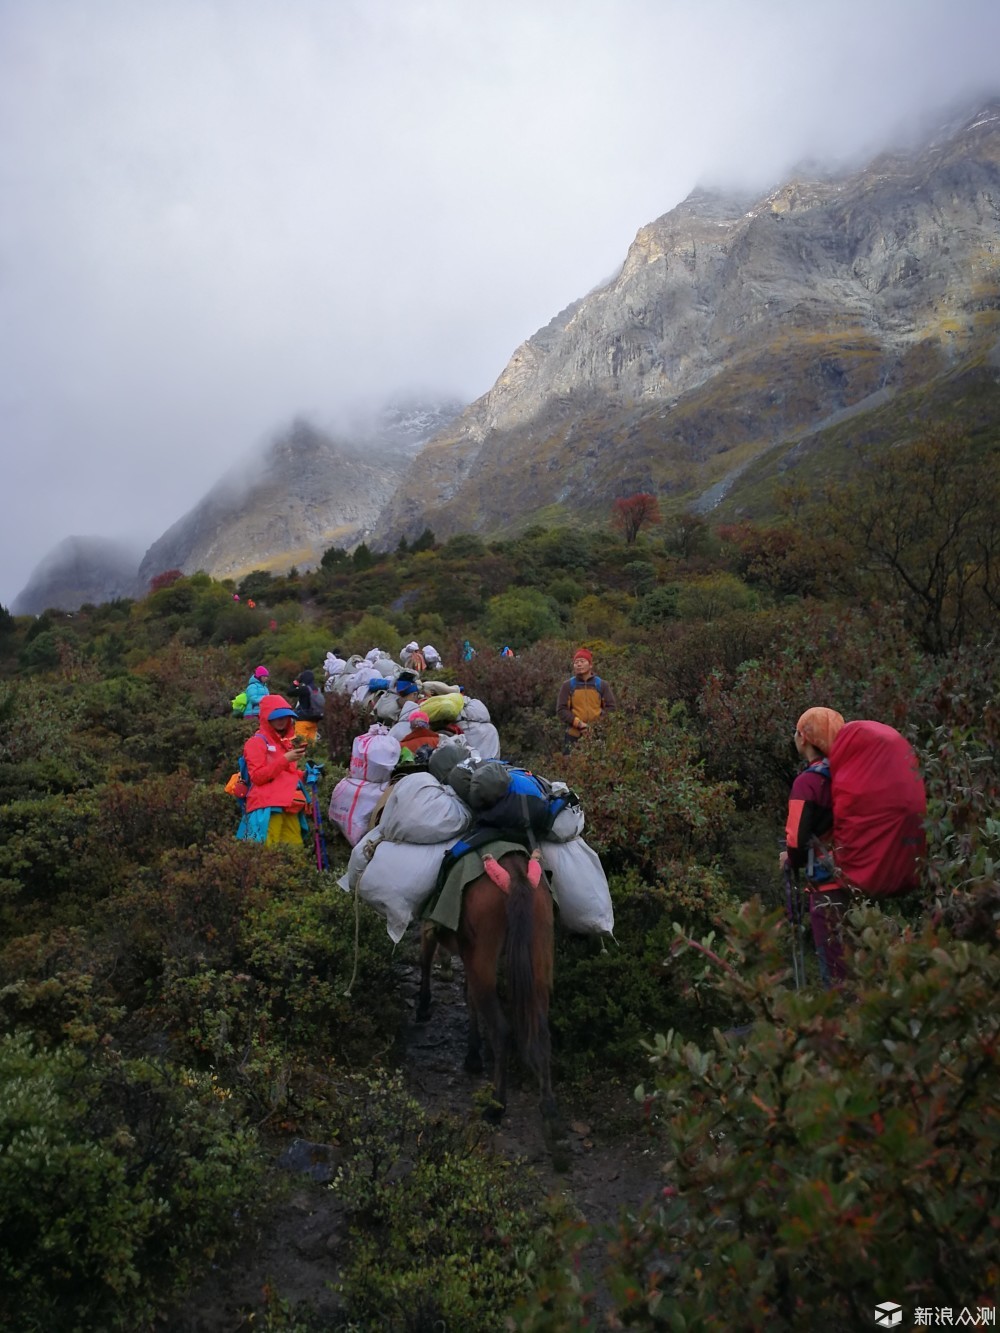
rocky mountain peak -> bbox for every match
[369,94,1000,548]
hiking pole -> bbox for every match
[783,862,806,991]
[305,761,329,871]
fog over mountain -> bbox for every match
[3,0,999,606]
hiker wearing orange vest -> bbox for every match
[556,648,617,753]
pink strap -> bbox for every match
[526,853,542,888]
[482,855,511,893]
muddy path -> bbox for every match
[167,943,658,1331]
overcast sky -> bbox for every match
[2,0,998,606]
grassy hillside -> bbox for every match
[1,488,997,1329]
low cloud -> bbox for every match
[2,0,998,603]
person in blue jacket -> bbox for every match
[243,665,271,717]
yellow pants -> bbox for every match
[294,720,318,742]
[266,812,305,845]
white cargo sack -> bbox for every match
[329,776,389,846]
[378,772,473,844]
[458,720,501,759]
[539,837,614,935]
[548,803,586,842]
[340,827,384,892]
[374,691,403,723]
[350,725,402,783]
[459,697,491,724]
[354,838,457,943]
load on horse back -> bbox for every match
[417,847,557,1134]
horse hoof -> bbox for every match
[415,1003,432,1023]
[482,1100,505,1125]
[463,1052,484,1074]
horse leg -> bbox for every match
[474,987,510,1121]
[463,989,485,1075]
[415,923,438,1022]
[461,941,510,1120]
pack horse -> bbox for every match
[417,849,558,1133]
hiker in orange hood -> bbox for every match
[780,705,848,985]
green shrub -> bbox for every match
[518,895,1000,1329]
[552,867,736,1088]
[561,709,737,880]
[333,1070,564,1331]
[344,613,400,657]
[481,588,562,647]
[630,585,679,626]
[0,1032,264,1332]
[675,571,759,620]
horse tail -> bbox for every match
[503,855,554,1078]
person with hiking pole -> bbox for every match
[556,648,618,754]
[237,695,311,847]
[779,706,849,987]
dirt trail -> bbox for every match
[167,947,657,1331]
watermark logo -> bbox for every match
[876,1304,903,1328]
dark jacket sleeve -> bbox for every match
[598,678,618,712]
[784,768,833,871]
[556,679,575,727]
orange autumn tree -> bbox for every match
[612,492,662,545]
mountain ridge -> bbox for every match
[369,97,1000,545]
[14,96,1000,614]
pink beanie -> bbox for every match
[409,710,430,727]
[254,665,270,679]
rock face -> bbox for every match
[12,537,141,615]
[370,99,1000,544]
[134,399,463,590]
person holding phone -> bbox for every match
[237,695,310,846]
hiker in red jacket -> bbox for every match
[239,695,309,846]
[780,706,849,986]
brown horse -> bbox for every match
[416,849,557,1130]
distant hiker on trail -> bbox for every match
[290,669,325,744]
[780,706,848,987]
[500,645,514,658]
[557,648,617,753]
[243,665,271,717]
[237,695,310,847]
[461,639,477,663]
[401,641,427,672]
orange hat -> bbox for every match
[796,707,846,756]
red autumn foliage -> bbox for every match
[612,493,662,544]
[149,568,184,593]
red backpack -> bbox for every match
[827,720,927,897]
